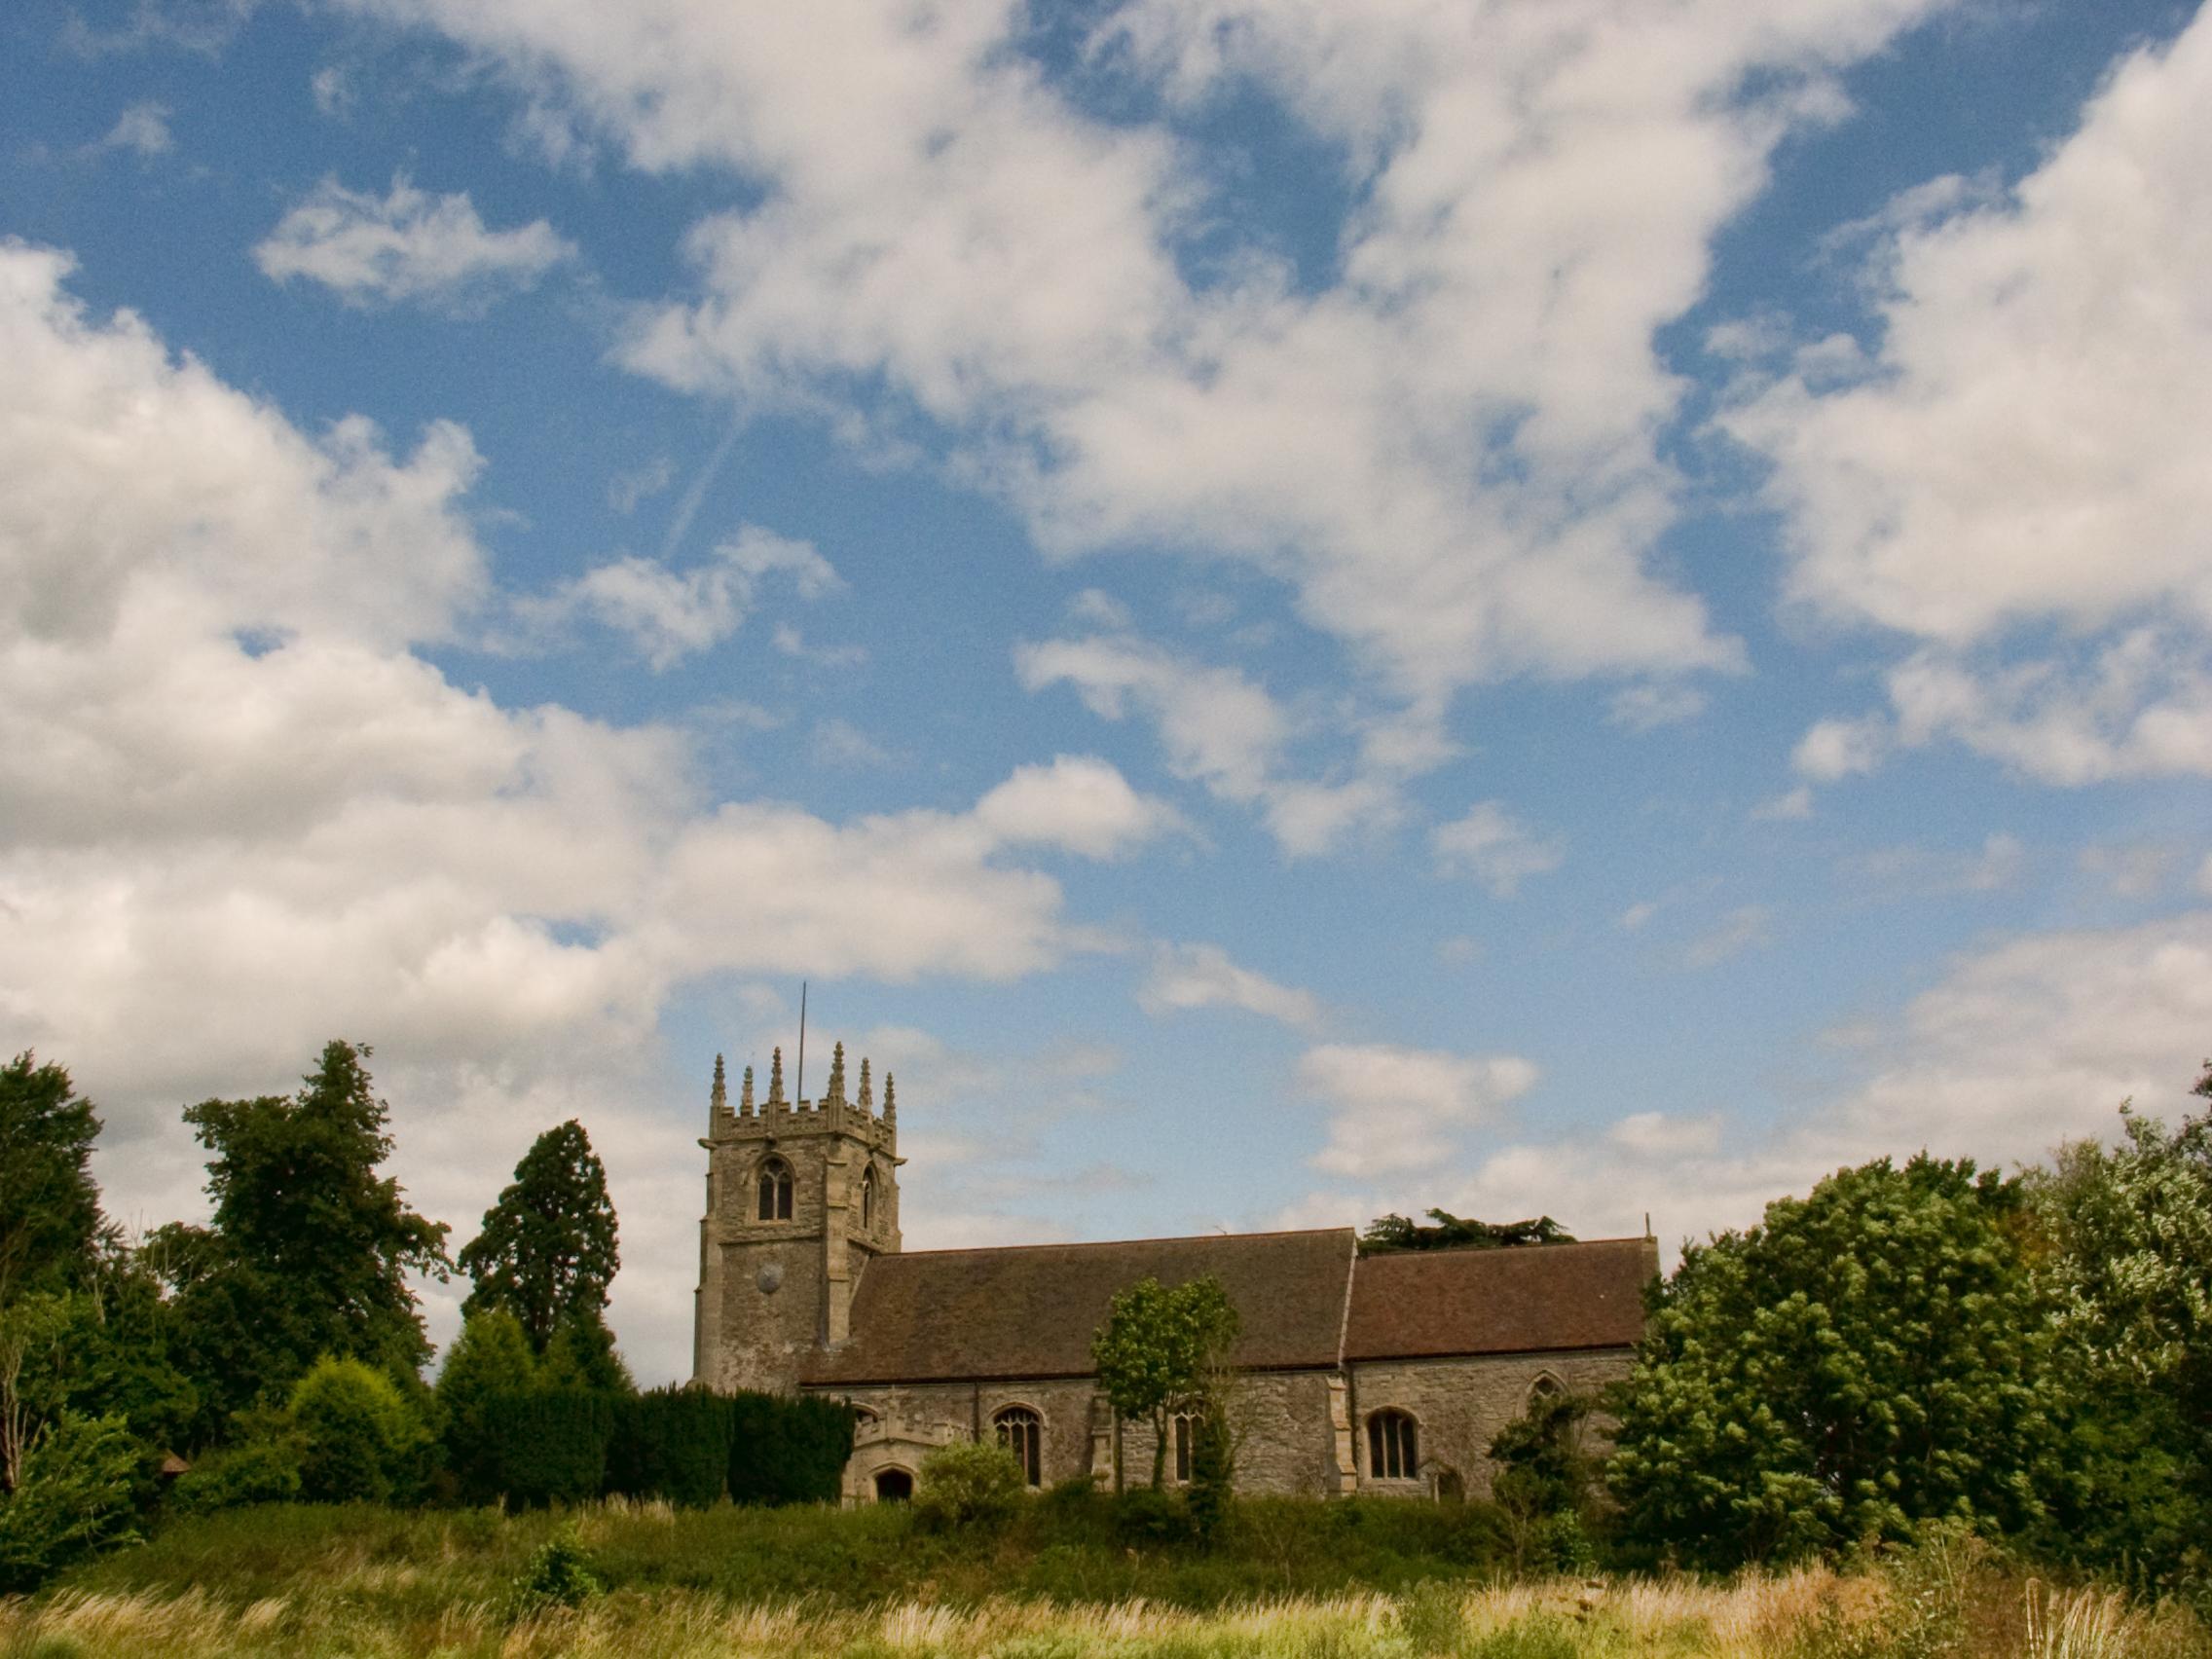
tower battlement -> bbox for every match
[704,1044,898,1155]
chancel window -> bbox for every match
[995,1406,1043,1486]
[861,1164,876,1231]
[1172,1410,1198,1484]
[1367,1409,1418,1481]
[756,1158,793,1222]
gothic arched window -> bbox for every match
[861,1163,877,1232]
[994,1405,1043,1486]
[1171,1409,1199,1484]
[1367,1409,1418,1481]
[1528,1373,1566,1410]
[756,1157,793,1222]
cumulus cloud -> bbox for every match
[1139,941,1320,1028]
[1730,9,2212,784]
[94,101,172,157]
[317,0,1983,748]
[519,527,840,670]
[1430,804,1564,897]
[0,243,1163,1378]
[1299,1043,1538,1178]
[255,174,575,310]
[1284,911,2212,1257]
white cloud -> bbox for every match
[1751,786,1815,822]
[1792,714,1889,781]
[1729,9,2212,783]
[1299,1043,1539,1178]
[1287,912,2212,1258]
[1848,832,2025,899]
[254,174,575,311]
[1431,803,1563,897]
[323,0,1985,744]
[972,755,1183,860]
[521,526,839,670]
[1683,904,1772,968]
[608,456,676,514]
[1608,682,1708,732]
[1139,941,1320,1028]
[95,101,172,157]
[0,243,1161,1380]
[1067,589,1132,630]
[1618,901,1659,932]
[808,718,893,772]
[311,65,353,118]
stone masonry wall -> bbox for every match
[1346,1350,1635,1497]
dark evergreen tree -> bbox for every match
[541,1309,633,1396]
[0,1053,114,1302]
[152,1042,449,1435]
[457,1120,619,1352]
[1359,1209,1573,1253]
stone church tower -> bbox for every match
[691,1042,902,1393]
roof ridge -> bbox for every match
[1356,1233,1654,1257]
[887,1225,1359,1260]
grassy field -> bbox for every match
[4,1502,2206,1659]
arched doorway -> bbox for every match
[873,1467,914,1502]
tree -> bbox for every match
[0,1412,143,1593]
[1489,1389,1596,1572]
[435,1309,540,1503]
[153,1042,450,1433]
[289,1355,430,1505]
[1090,1274,1239,1489]
[0,1053,113,1303]
[1359,1210,1574,1254]
[541,1309,633,1395]
[457,1120,619,1352]
[1605,1154,2057,1568]
[2028,1087,2212,1589]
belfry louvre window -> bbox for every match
[756,1158,793,1222]
[995,1406,1043,1486]
[1367,1409,1418,1480]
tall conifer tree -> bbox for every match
[458,1120,620,1352]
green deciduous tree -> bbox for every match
[153,1042,451,1435]
[0,1053,114,1303]
[1090,1274,1240,1490]
[457,1120,619,1352]
[1605,1154,2056,1568]
[0,1412,143,1593]
[1489,1389,1596,1572]
[2029,1084,2212,1589]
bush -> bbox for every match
[289,1356,429,1505]
[506,1522,602,1615]
[482,1389,616,1507]
[912,1440,1026,1533]
[603,1386,853,1510]
[167,1435,303,1515]
[1113,1484,1194,1547]
[0,1412,144,1593]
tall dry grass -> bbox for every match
[4,1560,2206,1659]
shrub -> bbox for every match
[0,1412,144,1593]
[167,1435,303,1515]
[506,1521,602,1615]
[434,1309,538,1503]
[1395,1580,1468,1656]
[912,1440,1026,1533]
[289,1355,429,1505]
[728,1389,854,1505]
[482,1389,615,1507]
[1113,1484,1194,1547]
[608,1385,736,1507]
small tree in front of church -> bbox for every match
[1090,1274,1239,1490]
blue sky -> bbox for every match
[5,0,2211,1382]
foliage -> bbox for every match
[724,1389,854,1506]
[912,1439,1027,1533]
[1112,1483,1194,1546]
[507,1521,603,1614]
[542,1308,634,1395]
[481,1389,617,1507]
[457,1120,620,1352]
[1606,1153,2058,1567]
[1360,1209,1576,1254]
[167,1435,303,1515]
[288,1355,430,1506]
[433,1309,539,1503]
[1186,1401,1235,1544]
[0,1412,143,1594]
[2029,1090,2212,1590]
[152,1043,450,1436]
[607,1384,735,1507]
[0,1053,114,1304]
[1488,1388,1595,1571]
[1090,1274,1240,1487]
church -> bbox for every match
[690,1046,1656,1504]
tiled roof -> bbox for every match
[1343,1237,1657,1361]
[800,1228,1358,1385]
